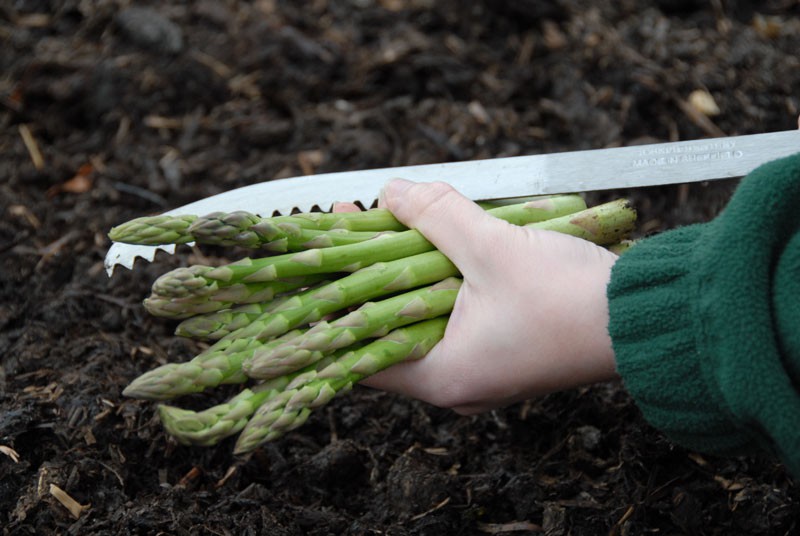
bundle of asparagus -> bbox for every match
[111,194,636,454]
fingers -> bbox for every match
[380,179,510,277]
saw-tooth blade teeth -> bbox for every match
[354,197,379,209]
[105,243,176,276]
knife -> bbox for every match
[105,130,800,275]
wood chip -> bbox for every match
[215,464,238,488]
[298,150,325,175]
[176,466,202,487]
[18,124,45,170]
[410,496,451,522]
[477,520,543,533]
[49,484,89,519]
[0,445,20,462]
[688,89,721,117]
[46,162,94,197]
[8,204,41,228]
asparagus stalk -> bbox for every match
[108,214,198,245]
[157,353,342,446]
[529,198,635,245]
[122,329,306,400]
[260,226,396,253]
[144,272,334,319]
[234,317,449,454]
[109,208,407,246]
[174,301,287,340]
[158,382,281,447]
[244,277,462,379]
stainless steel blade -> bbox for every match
[106,130,800,275]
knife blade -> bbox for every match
[105,130,800,275]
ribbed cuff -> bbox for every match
[607,225,758,455]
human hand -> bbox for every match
[338,180,620,414]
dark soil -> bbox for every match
[2,1,799,534]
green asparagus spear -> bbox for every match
[173,301,287,340]
[244,277,462,379]
[108,214,198,245]
[529,198,635,245]
[122,330,306,400]
[144,273,334,319]
[260,226,396,253]
[158,382,281,447]
[157,353,342,446]
[234,317,449,454]
[109,208,407,246]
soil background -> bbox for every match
[2,1,799,534]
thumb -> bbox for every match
[381,179,510,276]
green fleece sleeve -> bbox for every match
[607,152,800,476]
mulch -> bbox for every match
[1,1,798,534]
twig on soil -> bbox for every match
[409,496,452,522]
[0,445,20,462]
[476,520,543,533]
[112,181,169,207]
[49,484,89,520]
[18,124,45,170]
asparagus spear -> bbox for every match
[109,208,407,246]
[529,198,634,244]
[234,317,449,454]
[108,214,198,245]
[122,329,306,400]
[158,382,281,447]
[157,352,343,446]
[174,301,288,340]
[244,277,462,379]
[260,226,395,253]
[144,272,334,319]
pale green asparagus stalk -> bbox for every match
[173,301,287,340]
[157,352,343,446]
[528,198,634,245]
[260,226,396,253]
[158,381,283,447]
[198,195,588,284]
[234,317,449,454]
[244,277,462,379]
[144,272,334,319]
[109,208,407,246]
[108,214,198,245]
[122,329,307,400]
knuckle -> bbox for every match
[407,181,461,223]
